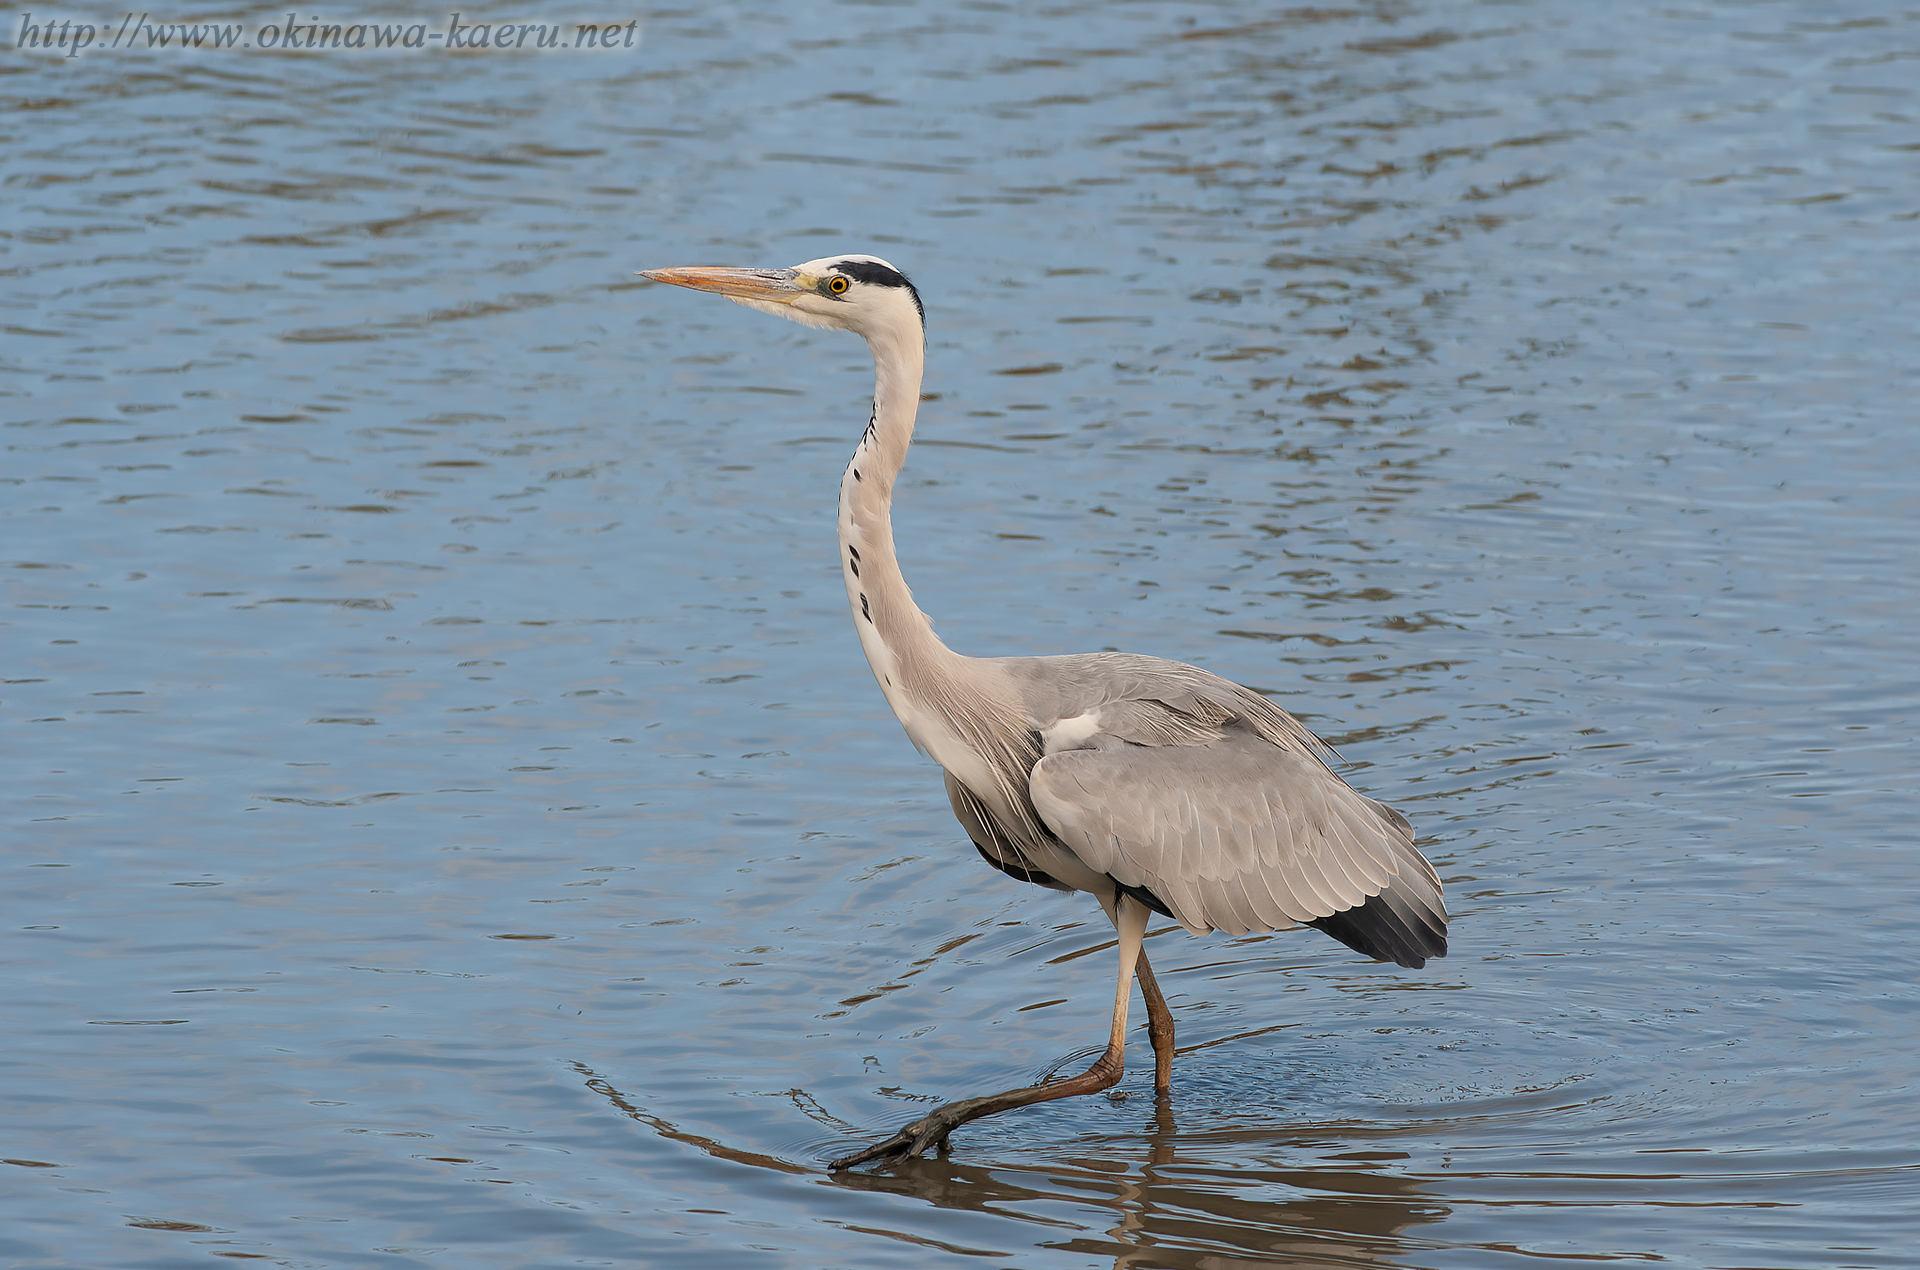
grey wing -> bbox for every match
[1028,727,1447,968]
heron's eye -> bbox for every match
[826,275,849,295]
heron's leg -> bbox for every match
[1133,948,1175,1095]
[830,896,1150,1170]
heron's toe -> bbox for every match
[906,1121,950,1158]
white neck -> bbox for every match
[834,321,970,748]
[832,316,1052,848]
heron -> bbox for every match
[639,254,1447,1169]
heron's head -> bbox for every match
[639,254,924,344]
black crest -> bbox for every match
[830,259,925,326]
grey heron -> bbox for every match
[639,254,1448,1169]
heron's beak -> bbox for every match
[637,266,806,304]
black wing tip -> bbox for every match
[1307,890,1448,969]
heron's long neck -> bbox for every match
[837,323,963,728]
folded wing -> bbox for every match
[1028,725,1447,968]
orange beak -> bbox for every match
[637,266,806,304]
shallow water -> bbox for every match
[4,1,1917,1266]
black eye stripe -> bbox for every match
[831,260,907,288]
[824,259,925,325]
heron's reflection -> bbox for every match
[578,1061,1446,1270]
[826,1096,1443,1270]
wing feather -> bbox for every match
[1260,788,1326,925]
[1029,726,1446,966]
[1321,802,1388,896]
[1234,805,1298,932]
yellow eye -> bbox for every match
[827,276,849,294]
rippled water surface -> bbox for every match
[5,2,1917,1266]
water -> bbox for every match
[4,1,1916,1266]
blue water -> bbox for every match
[4,1,1916,1266]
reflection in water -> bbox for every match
[586,1062,1443,1269]
[834,1135,1446,1270]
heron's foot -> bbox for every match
[827,1111,957,1169]
[828,1046,1126,1171]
